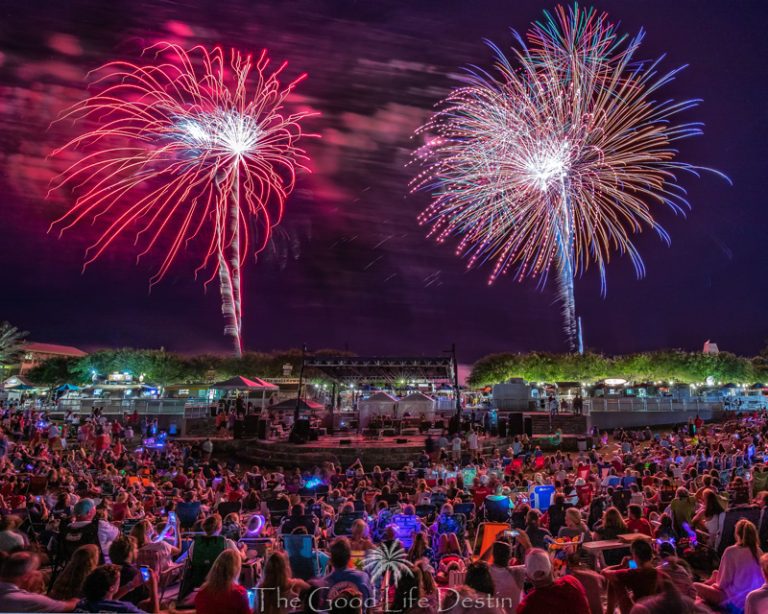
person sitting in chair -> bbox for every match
[180,514,245,601]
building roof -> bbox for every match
[365,391,399,402]
[399,391,435,402]
[212,375,279,390]
[270,398,325,411]
[22,342,87,357]
[305,356,454,382]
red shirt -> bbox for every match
[517,575,590,614]
[625,517,654,537]
[472,486,491,509]
[195,583,251,614]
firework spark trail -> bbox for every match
[411,4,729,351]
[49,43,315,355]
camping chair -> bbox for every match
[430,492,448,508]
[281,534,323,580]
[471,522,511,562]
[433,513,467,552]
[483,496,511,522]
[415,504,436,521]
[175,502,202,530]
[506,458,524,475]
[390,514,424,549]
[333,512,366,537]
[49,518,102,589]
[178,534,228,602]
[576,484,594,508]
[137,547,184,602]
[374,509,395,541]
[266,499,290,528]
[454,502,476,519]
[280,514,318,536]
[530,485,556,512]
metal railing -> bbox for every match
[52,397,210,417]
[585,398,722,413]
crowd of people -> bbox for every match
[1,401,768,613]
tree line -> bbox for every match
[24,348,355,387]
[468,350,768,387]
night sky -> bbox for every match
[0,1,764,362]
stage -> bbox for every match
[198,429,594,468]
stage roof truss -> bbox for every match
[305,356,454,384]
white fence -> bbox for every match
[52,397,210,418]
[586,398,722,413]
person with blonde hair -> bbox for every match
[349,519,374,552]
[257,550,310,614]
[195,549,250,614]
[694,518,764,610]
[558,507,592,543]
[49,543,99,600]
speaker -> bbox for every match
[396,438,408,444]
[243,415,259,433]
[289,418,311,444]
[309,429,319,441]
[524,416,533,437]
[339,439,351,446]
[256,418,268,440]
[234,416,261,439]
[498,418,508,438]
[507,413,525,436]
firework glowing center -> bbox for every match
[177,111,263,156]
[525,140,571,192]
[412,4,728,351]
[51,44,315,355]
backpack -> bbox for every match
[188,535,227,587]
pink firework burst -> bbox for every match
[50,42,316,355]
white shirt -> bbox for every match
[0,582,71,613]
[488,565,525,613]
[69,519,119,560]
[140,540,176,571]
[468,432,478,450]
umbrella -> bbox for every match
[55,383,81,392]
[212,376,278,390]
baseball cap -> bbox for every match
[74,498,95,516]
[525,548,552,581]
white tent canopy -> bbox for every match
[358,391,398,428]
[397,391,436,421]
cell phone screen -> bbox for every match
[628,560,638,569]
[140,566,150,582]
